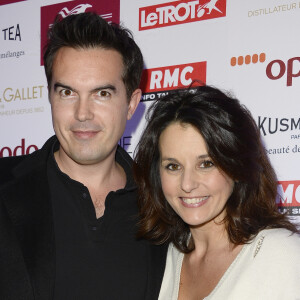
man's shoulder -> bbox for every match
[0,136,56,187]
[0,155,29,187]
[0,154,27,171]
[115,145,136,187]
[116,145,133,166]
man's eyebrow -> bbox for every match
[53,83,117,94]
[53,82,75,92]
[90,84,117,93]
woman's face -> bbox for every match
[159,122,234,228]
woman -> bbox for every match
[133,85,300,299]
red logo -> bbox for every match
[140,62,206,94]
[0,0,26,6]
[0,139,38,158]
[277,180,300,215]
[140,62,206,101]
[139,0,226,31]
[230,52,300,87]
[40,0,120,65]
[266,57,300,87]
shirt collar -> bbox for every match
[49,138,136,191]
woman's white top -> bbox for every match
[158,228,300,300]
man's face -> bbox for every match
[49,47,141,166]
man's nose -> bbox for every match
[75,98,94,122]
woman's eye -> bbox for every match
[166,164,181,171]
[200,160,214,168]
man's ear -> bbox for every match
[127,88,142,120]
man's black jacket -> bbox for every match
[0,136,167,300]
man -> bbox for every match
[0,12,167,300]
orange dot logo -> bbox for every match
[252,54,258,63]
[245,55,251,64]
[238,56,244,65]
[230,57,236,66]
[259,53,266,62]
[230,53,266,66]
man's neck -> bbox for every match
[53,147,126,192]
[54,147,127,218]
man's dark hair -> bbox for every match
[133,85,299,253]
[43,12,143,98]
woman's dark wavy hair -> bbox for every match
[133,85,298,253]
[43,12,143,99]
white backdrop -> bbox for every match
[0,0,299,221]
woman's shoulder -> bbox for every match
[256,227,300,244]
[166,243,184,261]
[158,243,184,300]
[250,228,300,260]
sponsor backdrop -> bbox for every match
[0,0,299,221]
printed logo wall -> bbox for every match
[0,0,120,158]
[0,0,44,157]
[122,0,226,155]
[139,0,226,30]
[140,62,207,101]
[138,0,226,102]
[122,0,300,220]
[0,0,26,5]
[0,0,299,220]
[228,39,300,216]
[277,180,300,216]
[40,0,120,65]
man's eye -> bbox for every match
[166,163,181,171]
[97,90,111,98]
[60,89,73,97]
[200,160,214,168]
